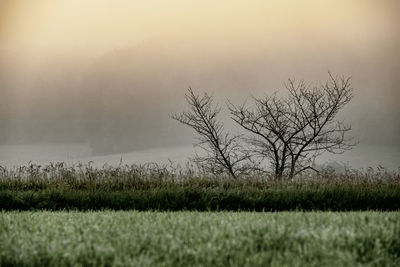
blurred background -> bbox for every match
[0,0,399,169]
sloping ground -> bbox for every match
[1,143,399,170]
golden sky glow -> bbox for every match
[1,0,397,55]
[0,0,399,152]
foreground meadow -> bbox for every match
[1,211,399,266]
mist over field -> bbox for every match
[0,0,399,169]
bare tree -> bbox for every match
[171,88,251,178]
[229,73,356,179]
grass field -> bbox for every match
[1,211,399,266]
[1,163,400,211]
[2,184,400,211]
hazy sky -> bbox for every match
[0,0,399,157]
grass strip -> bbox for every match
[1,185,399,211]
[1,211,399,266]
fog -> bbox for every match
[0,0,399,169]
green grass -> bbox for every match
[1,162,398,192]
[1,184,400,211]
[0,211,399,266]
[1,163,399,211]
